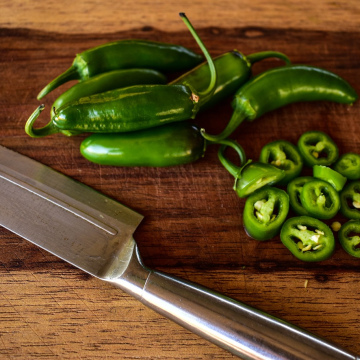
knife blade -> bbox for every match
[0,145,358,360]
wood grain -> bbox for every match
[0,24,360,359]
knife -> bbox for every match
[0,144,358,360]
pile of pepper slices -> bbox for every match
[25,14,359,262]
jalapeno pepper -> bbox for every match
[333,153,360,180]
[25,14,217,138]
[243,186,289,241]
[297,131,339,167]
[259,140,303,185]
[338,220,360,258]
[201,65,358,141]
[300,179,340,219]
[280,216,335,262]
[37,37,203,99]
[287,176,314,216]
[340,181,360,220]
[80,122,243,167]
[313,165,347,191]
[218,144,285,198]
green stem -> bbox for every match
[179,13,216,103]
[37,66,80,100]
[25,105,60,138]
[246,51,291,65]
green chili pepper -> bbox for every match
[218,145,285,198]
[300,179,340,219]
[287,176,314,216]
[333,153,360,180]
[259,140,303,185]
[201,65,358,141]
[297,131,339,167]
[243,186,289,241]
[25,14,217,138]
[80,122,243,167]
[313,165,347,191]
[37,38,203,100]
[338,220,360,258]
[280,216,335,262]
[340,181,360,220]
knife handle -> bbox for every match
[112,244,359,360]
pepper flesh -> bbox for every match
[333,153,360,180]
[338,220,360,258]
[280,216,335,262]
[287,176,313,216]
[340,181,360,220]
[243,186,289,241]
[313,165,347,191]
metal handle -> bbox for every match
[111,244,359,360]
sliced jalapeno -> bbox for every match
[313,165,347,191]
[243,186,289,241]
[259,140,303,185]
[300,179,340,219]
[338,220,360,258]
[297,130,339,167]
[333,153,360,180]
[280,216,335,262]
[340,181,360,220]
[287,176,314,216]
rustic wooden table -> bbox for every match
[1,1,360,359]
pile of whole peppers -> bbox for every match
[25,13,359,261]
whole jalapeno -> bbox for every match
[297,130,339,167]
[25,14,217,138]
[243,186,289,241]
[338,220,360,258]
[37,38,203,99]
[280,216,335,262]
[286,176,314,216]
[201,65,358,141]
[313,165,347,191]
[217,144,285,198]
[340,181,360,220]
[80,122,243,167]
[300,179,340,220]
[259,140,303,186]
[333,153,360,180]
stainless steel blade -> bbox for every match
[0,145,143,278]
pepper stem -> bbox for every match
[179,13,216,103]
[37,65,80,100]
[246,51,291,65]
[25,105,60,138]
[217,140,248,178]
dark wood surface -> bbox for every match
[0,24,359,359]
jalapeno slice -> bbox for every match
[287,176,313,216]
[280,216,335,262]
[338,220,360,258]
[259,140,303,185]
[333,153,360,180]
[297,131,339,167]
[340,181,360,220]
[300,179,340,219]
[313,165,347,191]
[243,186,289,241]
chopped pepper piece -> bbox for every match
[243,186,289,241]
[287,176,314,216]
[280,216,335,262]
[313,165,347,191]
[338,220,360,258]
[340,181,360,220]
[333,153,360,180]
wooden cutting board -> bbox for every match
[0,24,359,359]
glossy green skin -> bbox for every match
[280,216,335,262]
[54,84,198,133]
[80,123,206,167]
[297,130,339,167]
[243,186,289,241]
[51,69,167,117]
[333,153,360,180]
[338,220,360,258]
[234,162,285,198]
[287,176,314,216]
[259,140,303,186]
[340,181,360,220]
[300,179,340,219]
[313,165,347,191]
